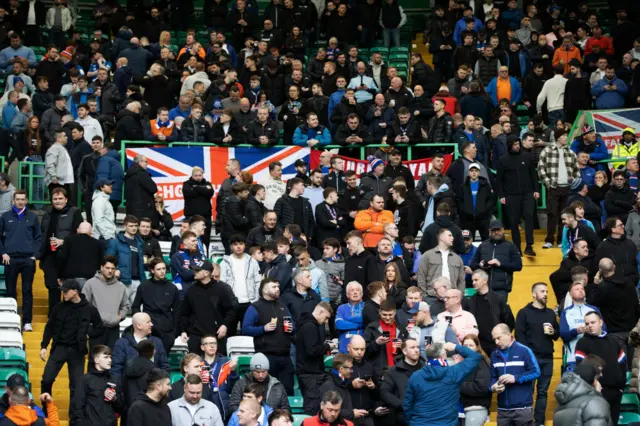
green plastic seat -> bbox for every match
[0,348,27,370]
[390,47,409,54]
[358,48,369,57]
[288,396,304,414]
[464,288,477,298]
[389,53,409,62]
[314,40,328,47]
[168,351,184,369]
[370,46,389,55]
[397,70,408,79]
[170,371,182,384]
[293,414,311,426]
[0,368,28,385]
[237,355,252,375]
[324,355,334,371]
[618,412,640,425]
[620,393,640,413]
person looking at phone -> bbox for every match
[363,300,408,376]
[489,323,540,425]
[346,335,387,425]
[436,289,478,342]
[318,354,357,422]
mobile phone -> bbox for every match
[382,331,390,338]
[424,335,433,346]
[362,375,372,381]
[445,316,453,324]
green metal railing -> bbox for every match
[18,160,48,205]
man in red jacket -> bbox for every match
[302,391,354,426]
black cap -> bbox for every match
[489,220,504,230]
[191,260,214,273]
[294,159,307,167]
[569,58,582,67]
[61,279,80,292]
[6,373,26,390]
[506,134,521,145]
[54,94,66,102]
[389,148,402,156]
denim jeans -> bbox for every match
[547,109,565,126]
[534,358,553,425]
[464,407,488,425]
[382,28,400,47]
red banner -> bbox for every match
[310,151,454,184]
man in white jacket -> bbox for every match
[91,178,116,241]
[259,161,286,210]
[75,104,103,142]
[536,64,567,125]
[168,374,224,426]
[219,235,262,335]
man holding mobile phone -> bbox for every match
[347,336,388,425]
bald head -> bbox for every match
[493,323,511,335]
[391,77,402,89]
[130,37,140,46]
[132,313,152,337]
[239,399,260,421]
[599,258,615,276]
[77,222,92,235]
[348,335,366,361]
[240,98,250,107]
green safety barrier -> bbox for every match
[18,160,48,205]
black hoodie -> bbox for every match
[71,370,122,426]
[514,302,559,359]
[132,278,180,334]
[495,138,540,197]
[295,312,330,374]
[123,356,156,409]
[41,296,104,354]
[419,215,465,255]
[594,235,639,286]
[179,279,240,337]
[127,394,172,426]
[589,276,640,333]
[344,249,373,299]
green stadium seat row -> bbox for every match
[620,392,640,413]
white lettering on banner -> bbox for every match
[158,183,183,201]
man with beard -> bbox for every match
[560,208,600,255]
[384,107,422,148]
[549,240,595,309]
[335,114,373,158]
[127,369,172,426]
[594,217,639,291]
[469,220,523,302]
[514,283,559,426]
[604,170,635,224]
[245,211,282,249]
[495,136,539,256]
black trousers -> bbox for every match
[110,200,120,217]
[545,186,570,245]
[460,217,490,241]
[266,354,295,396]
[157,330,176,354]
[298,373,330,415]
[504,194,535,252]
[601,386,623,425]
[83,191,93,224]
[41,254,61,315]
[229,303,250,337]
[41,345,85,401]
[5,257,35,324]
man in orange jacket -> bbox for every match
[552,35,582,74]
[0,387,59,426]
[354,194,394,249]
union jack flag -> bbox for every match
[591,109,640,151]
[126,146,311,221]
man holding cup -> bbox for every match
[514,282,559,426]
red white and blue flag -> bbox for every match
[126,146,311,221]
[591,109,640,152]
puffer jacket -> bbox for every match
[354,208,394,248]
[105,232,146,285]
[219,254,262,304]
[469,238,523,293]
[110,325,170,378]
[553,372,612,426]
[315,255,345,303]
[273,194,315,238]
[221,195,251,239]
[427,112,453,143]
[358,173,393,206]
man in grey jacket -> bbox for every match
[219,235,262,335]
[169,374,224,426]
[417,228,465,301]
[91,179,116,241]
[82,255,130,350]
[44,130,73,199]
[0,173,16,215]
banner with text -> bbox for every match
[126,146,311,220]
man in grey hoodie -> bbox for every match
[82,255,130,350]
[91,178,116,241]
[0,173,15,215]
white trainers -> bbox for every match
[23,323,32,332]
[542,242,553,249]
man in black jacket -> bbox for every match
[58,222,103,287]
[467,270,514,354]
[282,269,321,324]
[124,155,157,223]
[245,211,283,249]
[385,149,415,191]
[78,136,104,223]
[113,101,144,150]
[549,241,594,309]
[0,189,42,330]
[604,170,635,224]
[594,217,639,286]
[334,114,373,157]
[263,242,293,293]
[274,178,315,240]
[179,260,239,355]
[379,338,424,426]
[318,354,356,422]
[296,302,335,414]
[347,335,386,425]
[132,259,180,354]
[343,231,373,298]
[410,53,439,96]
[247,108,279,145]
[221,182,251,254]
[182,167,215,249]
[456,164,495,241]
[384,108,422,147]
[126,368,172,426]
[427,99,453,145]
[71,345,122,426]
[495,136,540,256]
[40,279,104,402]
[514,282,559,426]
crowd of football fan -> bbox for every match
[0,0,639,426]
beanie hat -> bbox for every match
[60,49,73,60]
[12,76,23,86]
[570,178,583,193]
[368,155,384,172]
[250,353,270,371]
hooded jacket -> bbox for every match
[553,372,612,426]
[456,176,495,221]
[354,208,394,248]
[0,406,48,426]
[594,236,639,287]
[219,254,262,304]
[589,275,640,333]
[604,184,634,223]
[549,251,595,306]
[221,195,251,239]
[91,190,116,240]
[418,215,465,255]
[228,373,289,413]
[316,255,345,303]
[114,108,144,149]
[70,370,122,426]
[105,232,146,285]
[82,272,129,327]
[295,311,330,374]
[126,394,172,426]
[179,279,239,337]
[0,183,15,214]
[469,238,523,293]
[264,254,293,293]
[403,345,481,426]
[495,138,540,197]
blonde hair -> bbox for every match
[192,166,204,176]
[159,31,171,45]
[180,353,202,375]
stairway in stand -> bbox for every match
[18,266,70,426]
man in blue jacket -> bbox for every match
[94,147,124,215]
[486,67,522,107]
[0,190,43,331]
[570,126,609,172]
[490,323,540,425]
[403,341,481,426]
[453,6,483,45]
[106,215,145,309]
[293,112,332,147]
[110,312,169,378]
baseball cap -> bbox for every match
[468,162,480,171]
[61,279,80,292]
[95,178,114,188]
[462,230,472,239]
[389,148,402,156]
[6,373,26,390]
[191,260,214,273]
[294,159,307,167]
[489,220,504,230]
[408,301,430,315]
